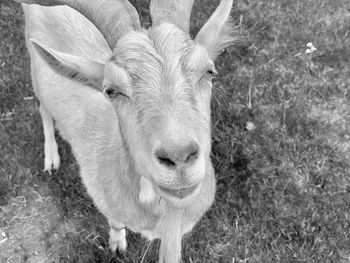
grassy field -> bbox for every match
[1,0,350,262]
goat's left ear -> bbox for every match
[195,0,235,60]
[30,39,105,90]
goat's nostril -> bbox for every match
[156,147,177,168]
[183,142,199,164]
[186,149,198,163]
[157,156,176,168]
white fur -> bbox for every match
[40,104,60,173]
[109,228,127,252]
[139,176,157,204]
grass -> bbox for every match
[1,0,350,262]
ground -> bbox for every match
[1,0,350,262]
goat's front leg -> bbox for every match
[39,104,60,173]
[108,218,127,253]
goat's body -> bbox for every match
[23,4,216,260]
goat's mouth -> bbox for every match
[158,184,200,199]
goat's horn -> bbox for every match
[195,0,233,49]
[150,0,194,33]
[120,0,141,29]
[15,0,141,49]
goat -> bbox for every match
[12,0,236,262]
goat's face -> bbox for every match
[104,24,215,202]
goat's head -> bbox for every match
[20,0,235,205]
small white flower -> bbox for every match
[0,232,8,245]
[246,121,256,131]
[306,42,317,54]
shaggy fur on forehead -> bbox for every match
[111,24,201,127]
[112,24,195,89]
[149,24,193,68]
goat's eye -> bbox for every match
[103,85,123,99]
[206,68,217,78]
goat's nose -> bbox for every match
[155,142,199,168]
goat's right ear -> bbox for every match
[30,39,105,90]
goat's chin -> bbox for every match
[138,176,202,208]
[156,183,202,208]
